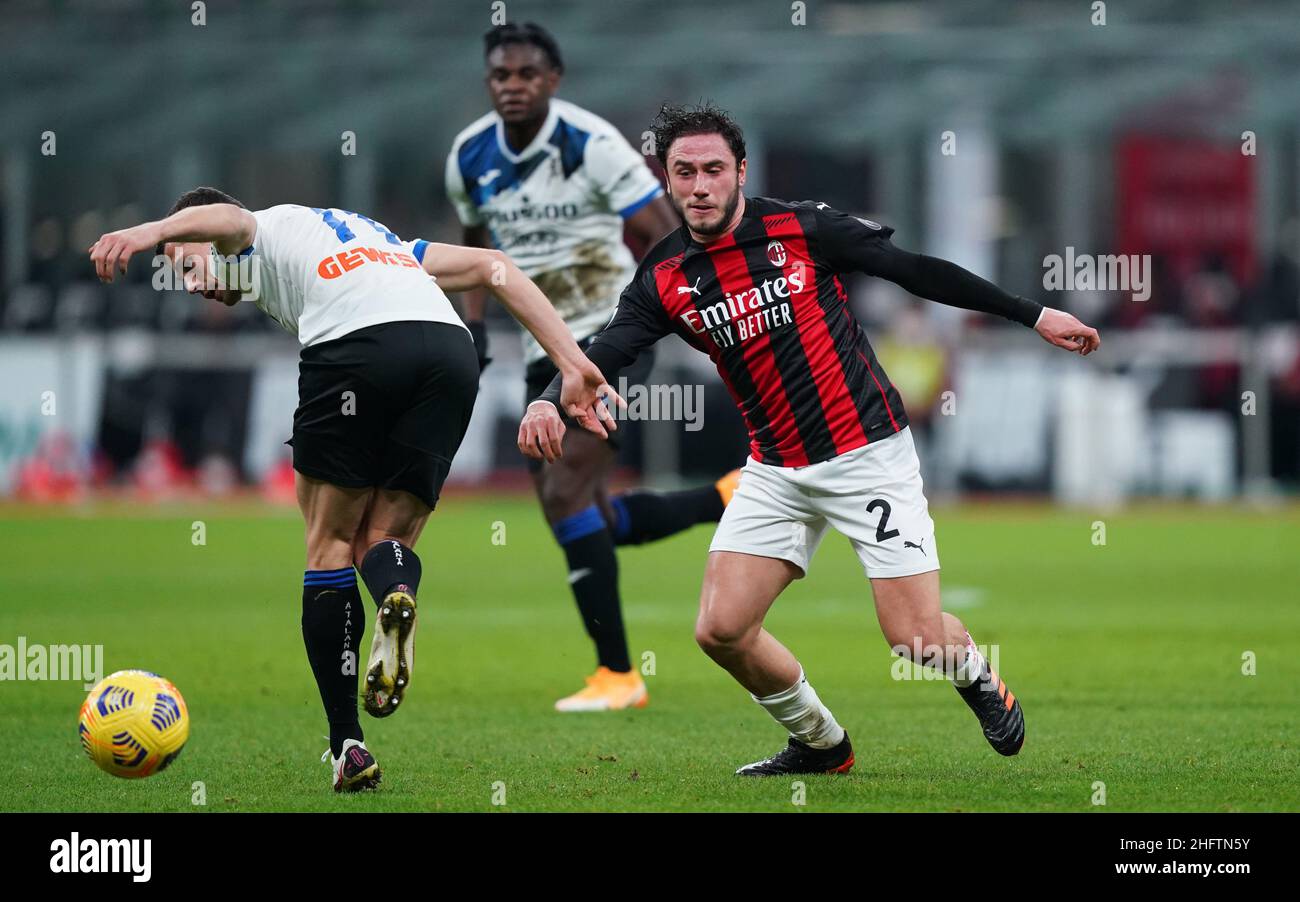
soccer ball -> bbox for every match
[78,670,190,779]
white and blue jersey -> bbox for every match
[445,98,664,363]
[237,204,463,347]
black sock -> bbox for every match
[608,485,725,546]
[553,505,630,672]
[301,568,364,758]
[360,540,422,608]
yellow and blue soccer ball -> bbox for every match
[78,670,190,779]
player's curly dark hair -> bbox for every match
[483,22,564,73]
[649,102,746,167]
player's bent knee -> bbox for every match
[694,615,753,655]
[694,625,726,656]
[538,478,596,523]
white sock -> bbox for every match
[953,631,986,688]
[751,667,845,749]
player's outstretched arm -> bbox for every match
[518,335,641,461]
[421,243,624,438]
[518,270,669,461]
[88,204,256,283]
[815,206,1100,356]
[864,244,1100,356]
[520,332,651,461]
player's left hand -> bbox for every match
[1035,307,1101,356]
[560,363,625,439]
[518,401,567,462]
[89,222,162,283]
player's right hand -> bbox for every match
[1035,307,1101,356]
[560,364,625,439]
[88,222,162,283]
[518,400,566,462]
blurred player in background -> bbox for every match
[446,23,740,712]
[89,189,617,790]
[523,104,1102,775]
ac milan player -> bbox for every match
[521,104,1100,775]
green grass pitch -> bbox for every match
[1,499,1296,812]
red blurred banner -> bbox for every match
[1117,134,1256,282]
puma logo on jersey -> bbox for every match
[677,277,702,296]
[904,539,926,556]
[477,168,502,187]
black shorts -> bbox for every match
[522,337,654,471]
[290,320,479,509]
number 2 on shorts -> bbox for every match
[865,498,901,543]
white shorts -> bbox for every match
[710,428,939,579]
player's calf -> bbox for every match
[883,621,966,678]
[606,469,738,546]
[301,567,367,763]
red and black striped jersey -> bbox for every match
[595,196,908,466]
[547,194,1043,467]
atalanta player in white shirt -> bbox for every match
[89,187,618,791]
[446,23,741,712]
[522,104,1102,776]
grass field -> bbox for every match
[1,498,1297,812]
